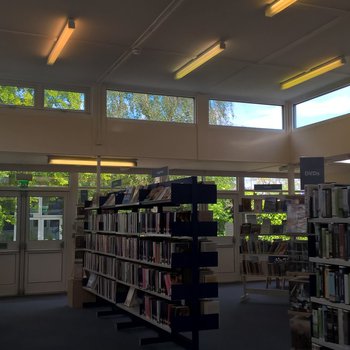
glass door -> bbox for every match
[24,192,67,294]
[208,193,240,282]
[0,190,67,296]
[0,192,20,296]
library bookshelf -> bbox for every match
[307,183,350,349]
[80,177,219,350]
[238,194,310,300]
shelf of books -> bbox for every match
[239,194,311,300]
[80,176,219,350]
[307,183,350,349]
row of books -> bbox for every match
[314,265,350,304]
[116,260,183,297]
[313,223,350,260]
[240,238,288,255]
[101,184,172,207]
[141,295,189,326]
[84,233,191,265]
[240,222,286,236]
[85,211,192,234]
[312,306,350,345]
[84,252,116,279]
[84,273,117,303]
[241,257,288,276]
[240,197,296,213]
[306,184,350,219]
[85,233,116,255]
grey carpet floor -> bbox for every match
[0,283,291,350]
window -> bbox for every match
[106,90,194,123]
[204,176,237,191]
[244,177,288,193]
[44,89,85,111]
[295,85,350,128]
[0,171,69,187]
[0,85,35,107]
[209,99,283,130]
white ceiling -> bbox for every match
[1,0,350,103]
[1,0,350,173]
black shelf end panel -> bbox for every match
[171,183,217,204]
[199,252,218,267]
[171,221,217,237]
[171,283,218,300]
[171,252,218,268]
[171,314,219,332]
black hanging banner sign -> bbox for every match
[300,157,325,188]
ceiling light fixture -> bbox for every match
[265,0,298,17]
[335,159,350,164]
[48,156,137,167]
[47,18,75,65]
[174,41,226,80]
[280,57,346,90]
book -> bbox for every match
[124,287,138,307]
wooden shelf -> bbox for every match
[309,217,350,224]
[82,286,116,304]
[311,297,350,311]
[312,337,350,350]
[310,257,350,267]
[116,303,171,333]
[83,267,116,281]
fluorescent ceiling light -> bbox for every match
[265,0,298,17]
[335,159,350,164]
[48,157,137,167]
[174,41,226,80]
[47,18,75,65]
[280,57,345,90]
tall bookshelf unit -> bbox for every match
[239,195,309,300]
[81,177,219,350]
[307,184,350,350]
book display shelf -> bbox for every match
[80,176,219,350]
[307,184,350,350]
[239,194,310,300]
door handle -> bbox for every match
[60,241,64,249]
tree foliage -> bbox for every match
[209,100,235,125]
[44,90,84,110]
[106,91,194,123]
[0,85,34,106]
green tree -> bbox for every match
[0,85,34,106]
[106,91,194,123]
[44,90,84,110]
[209,100,235,125]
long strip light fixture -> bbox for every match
[174,41,226,80]
[48,156,137,167]
[265,0,298,17]
[280,57,346,90]
[47,18,75,65]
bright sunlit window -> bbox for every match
[106,90,194,123]
[209,100,283,129]
[295,85,350,128]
